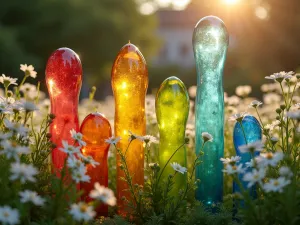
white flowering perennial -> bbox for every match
[222,164,244,175]
[263,177,291,193]
[0,74,18,87]
[20,64,37,78]
[70,129,86,146]
[249,100,263,108]
[242,168,266,188]
[235,85,252,97]
[19,190,45,206]
[89,182,116,206]
[170,162,187,174]
[69,202,96,222]
[220,156,241,165]
[0,206,20,225]
[105,136,121,145]
[228,112,248,122]
[59,140,81,155]
[137,134,159,145]
[238,140,264,153]
[201,132,213,142]
[256,152,284,168]
[10,162,38,183]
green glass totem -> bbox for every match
[192,16,229,206]
[156,76,189,194]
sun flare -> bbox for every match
[223,0,240,5]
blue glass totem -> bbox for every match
[192,16,229,206]
[233,115,262,196]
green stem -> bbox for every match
[156,142,186,187]
[239,121,248,145]
[16,75,28,99]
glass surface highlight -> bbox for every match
[111,43,148,215]
[45,47,82,172]
[80,112,112,216]
[192,16,229,206]
[156,76,189,195]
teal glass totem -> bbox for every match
[192,16,229,205]
[233,115,262,197]
[156,76,189,195]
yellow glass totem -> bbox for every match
[156,76,189,194]
[111,42,148,214]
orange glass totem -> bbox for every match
[80,112,112,216]
[111,42,148,214]
[45,48,82,173]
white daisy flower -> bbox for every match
[80,155,99,168]
[201,132,213,143]
[89,182,116,206]
[10,162,38,183]
[222,164,244,175]
[0,74,18,87]
[67,155,85,170]
[0,206,20,225]
[170,162,187,174]
[286,110,300,120]
[243,168,266,188]
[235,85,252,97]
[245,159,255,168]
[69,202,96,222]
[220,156,241,165]
[263,177,291,193]
[226,95,240,106]
[136,135,158,145]
[21,101,38,112]
[4,119,28,136]
[0,140,30,161]
[228,112,248,122]
[249,100,263,108]
[128,130,138,142]
[256,152,284,168]
[20,64,37,78]
[265,71,294,82]
[0,132,13,140]
[19,83,36,93]
[19,190,45,206]
[238,141,264,153]
[279,166,293,178]
[71,166,90,183]
[105,136,121,145]
[59,140,81,155]
[70,129,86,146]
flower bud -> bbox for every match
[280,104,286,110]
[276,108,282,114]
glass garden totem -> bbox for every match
[192,16,229,206]
[233,115,262,197]
[80,112,112,216]
[46,47,82,173]
[111,42,148,214]
[156,76,189,195]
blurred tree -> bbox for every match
[0,0,159,87]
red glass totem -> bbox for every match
[80,112,112,216]
[46,47,82,172]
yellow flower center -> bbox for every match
[266,153,273,159]
[80,204,87,213]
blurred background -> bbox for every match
[1,0,300,98]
